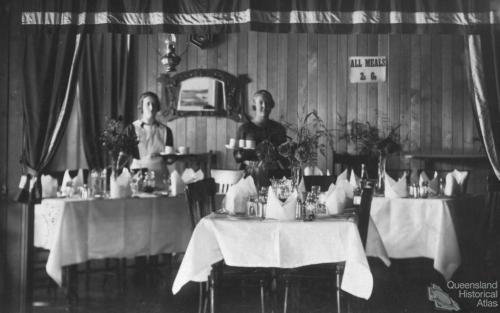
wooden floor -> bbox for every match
[10,255,495,313]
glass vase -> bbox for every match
[375,153,386,195]
[291,165,303,190]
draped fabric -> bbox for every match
[21,0,499,34]
[46,88,89,171]
[466,32,500,180]
[78,33,135,169]
[17,30,83,203]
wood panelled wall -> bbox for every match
[133,33,487,187]
[0,5,492,303]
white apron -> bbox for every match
[130,120,168,187]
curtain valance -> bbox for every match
[21,0,500,34]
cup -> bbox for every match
[238,139,246,148]
[228,138,236,148]
[178,146,189,154]
[245,139,256,149]
[164,145,174,154]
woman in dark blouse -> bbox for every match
[234,90,288,169]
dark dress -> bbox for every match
[234,119,288,169]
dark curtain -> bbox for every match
[466,29,500,261]
[18,30,83,203]
[78,33,135,169]
[466,32,500,180]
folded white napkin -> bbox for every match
[266,186,298,220]
[303,165,323,176]
[61,169,85,190]
[384,172,408,198]
[41,174,58,198]
[72,169,85,189]
[181,168,205,184]
[452,169,469,194]
[224,175,257,214]
[336,169,348,182]
[109,168,132,198]
[169,170,185,196]
[323,180,354,215]
[349,170,360,189]
[419,171,430,186]
[60,170,73,196]
[61,170,72,188]
[444,170,469,196]
[428,171,440,195]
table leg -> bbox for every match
[336,264,344,313]
[63,265,78,304]
[209,272,215,313]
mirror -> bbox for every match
[177,77,224,112]
[158,69,244,121]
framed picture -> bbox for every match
[177,77,225,112]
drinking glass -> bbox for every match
[278,185,290,201]
[130,180,139,197]
[247,196,257,216]
[310,185,321,201]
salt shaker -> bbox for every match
[439,178,445,196]
[295,199,303,220]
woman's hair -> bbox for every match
[253,89,275,110]
[137,91,161,113]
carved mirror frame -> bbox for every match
[158,69,243,121]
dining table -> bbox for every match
[172,213,390,300]
[369,194,486,281]
[34,194,193,287]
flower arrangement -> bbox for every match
[99,117,138,174]
[278,110,335,167]
[340,120,402,158]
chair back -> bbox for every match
[356,186,374,249]
[268,168,292,179]
[333,153,378,179]
[185,178,217,229]
[487,173,500,192]
[210,169,244,194]
[303,175,337,192]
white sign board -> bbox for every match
[349,56,387,83]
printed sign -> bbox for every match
[349,56,387,83]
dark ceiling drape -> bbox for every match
[21,0,497,34]
[18,30,83,203]
[78,33,135,170]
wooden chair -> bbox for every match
[210,169,244,194]
[303,175,337,192]
[184,178,216,313]
[282,186,374,313]
[185,178,270,313]
[333,153,378,179]
[185,178,217,230]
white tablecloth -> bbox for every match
[35,196,192,286]
[370,196,477,280]
[172,215,390,300]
